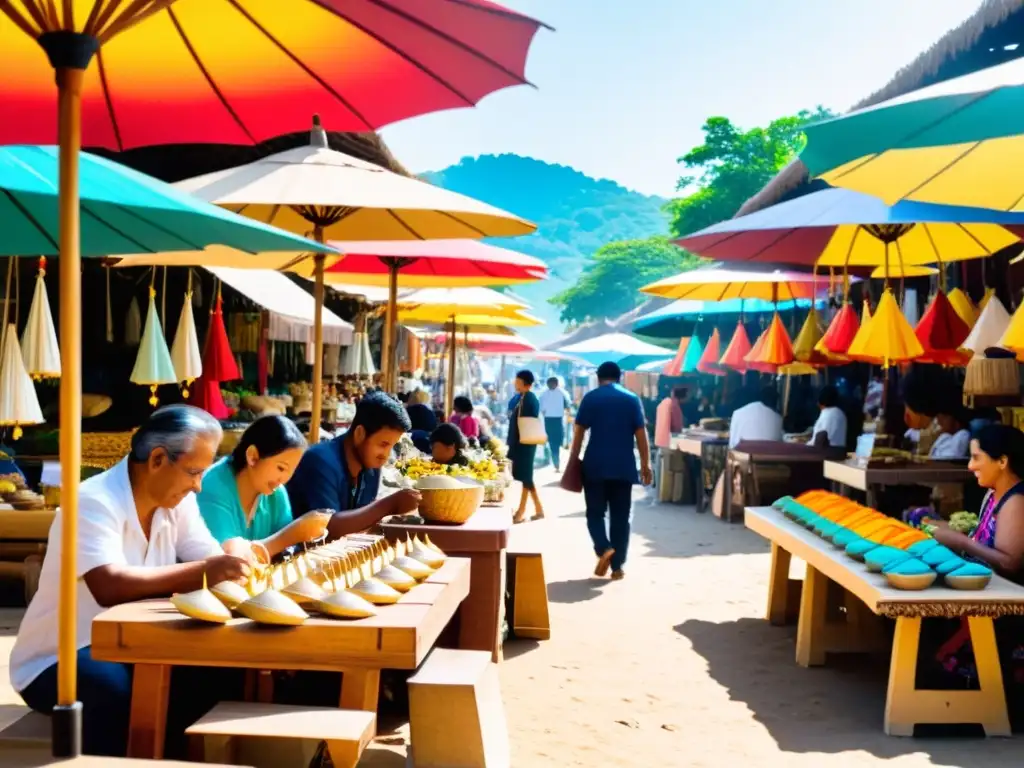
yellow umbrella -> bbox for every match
[846,290,923,367]
[869,264,937,278]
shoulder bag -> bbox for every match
[516,394,547,446]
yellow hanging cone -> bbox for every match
[131,289,178,407]
[0,324,44,439]
[846,290,923,367]
[965,296,1011,355]
[170,292,203,398]
[792,307,830,364]
[778,361,818,376]
[946,288,977,329]
[20,259,60,380]
[998,301,1024,361]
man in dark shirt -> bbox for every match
[287,392,419,537]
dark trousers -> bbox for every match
[20,646,239,758]
[583,480,633,571]
[544,417,564,468]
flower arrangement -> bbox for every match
[395,455,499,483]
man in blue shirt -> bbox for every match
[569,362,652,580]
[287,392,419,536]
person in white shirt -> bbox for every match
[728,386,783,449]
[538,376,571,470]
[10,406,249,757]
[930,406,972,460]
[811,385,848,453]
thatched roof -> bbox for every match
[736,0,1024,217]
[94,129,411,184]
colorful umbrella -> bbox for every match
[130,287,177,407]
[0,324,43,439]
[947,288,978,329]
[802,58,1024,209]
[20,257,60,380]
[792,307,830,365]
[869,264,937,278]
[631,297,821,338]
[719,323,753,372]
[663,338,690,377]
[846,290,923,367]
[914,291,971,365]
[641,267,826,301]
[817,302,861,357]
[697,329,725,376]
[999,303,1024,360]
[745,314,794,372]
[558,332,676,371]
[675,186,1024,268]
[189,292,240,421]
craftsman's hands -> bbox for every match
[387,488,422,516]
[292,510,332,543]
[204,553,251,585]
[222,537,261,564]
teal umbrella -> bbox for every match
[681,335,703,373]
[0,146,331,257]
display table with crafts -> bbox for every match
[824,458,971,509]
[746,497,1024,737]
[721,441,828,522]
[92,536,469,759]
[381,507,511,663]
[672,431,727,513]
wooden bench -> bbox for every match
[506,549,550,641]
[186,702,375,768]
[746,505,1024,737]
[408,648,509,767]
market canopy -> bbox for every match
[557,332,676,370]
[641,267,831,302]
[630,297,821,338]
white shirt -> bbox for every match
[10,459,221,692]
[930,429,971,459]
[728,402,783,449]
[812,406,848,450]
[538,387,570,419]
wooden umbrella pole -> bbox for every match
[55,65,85,758]
[383,259,400,392]
[310,230,326,444]
[446,317,457,417]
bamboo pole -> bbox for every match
[310,240,325,444]
[382,260,400,392]
[446,317,457,417]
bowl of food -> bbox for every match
[415,475,485,524]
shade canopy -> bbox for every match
[803,58,1024,210]
[0,146,333,258]
[631,297,821,338]
[0,0,547,146]
[419,329,536,356]
[641,267,826,302]
[675,186,1024,268]
[558,332,675,369]
[869,264,938,278]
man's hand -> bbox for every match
[292,510,332,543]
[387,488,422,516]
[640,464,653,487]
[204,553,251,585]
[223,537,260,564]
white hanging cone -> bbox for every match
[0,324,43,439]
[125,295,142,345]
[965,296,1011,355]
[20,264,60,379]
[131,290,178,407]
[359,332,376,377]
[340,338,359,376]
[170,292,203,397]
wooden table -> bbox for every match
[722,442,827,522]
[746,506,1024,736]
[91,557,470,759]
[673,432,727,514]
[0,508,55,541]
[824,459,971,508]
[381,507,511,663]
[0,508,55,600]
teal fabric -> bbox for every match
[197,458,293,544]
[0,146,335,257]
[886,558,934,575]
[949,562,994,578]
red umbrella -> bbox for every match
[189,293,239,419]
[915,291,971,365]
[697,328,725,376]
[818,303,861,355]
[719,323,752,372]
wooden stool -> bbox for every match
[185,702,375,768]
[507,550,550,640]
[408,649,509,768]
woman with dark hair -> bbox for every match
[198,415,330,559]
[430,423,470,466]
[450,395,480,440]
[508,369,544,523]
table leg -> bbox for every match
[339,668,381,713]
[457,550,506,662]
[127,663,171,758]
[722,455,733,522]
[969,617,1011,737]
[795,565,828,667]
[693,457,705,514]
[766,542,792,626]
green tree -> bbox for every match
[666,107,834,238]
[549,236,702,324]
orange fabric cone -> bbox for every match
[663,337,690,377]
[697,328,725,375]
[745,313,794,373]
[719,323,752,372]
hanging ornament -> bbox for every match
[997,301,1024,361]
[681,334,703,374]
[978,287,996,313]
[696,328,724,376]
[915,291,971,365]
[745,313,794,373]
[846,289,923,368]
[20,257,60,380]
[663,337,690,377]
[719,322,752,372]
[131,286,177,407]
[0,324,43,439]
[171,290,203,398]
[846,300,881,363]
[817,303,860,356]
[202,288,241,383]
[966,296,1012,355]
[946,288,978,330]
[792,307,831,366]
[125,294,142,346]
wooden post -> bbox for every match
[309,241,325,444]
[446,319,458,418]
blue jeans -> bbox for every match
[583,480,633,571]
[20,646,239,758]
[544,417,564,468]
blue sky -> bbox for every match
[383,1,982,197]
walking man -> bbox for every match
[539,376,571,471]
[569,362,652,580]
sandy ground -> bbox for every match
[2,467,1022,766]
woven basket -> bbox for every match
[218,428,245,456]
[418,484,484,524]
[964,356,1019,399]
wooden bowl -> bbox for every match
[945,573,992,590]
[886,571,937,590]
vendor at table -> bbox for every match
[728,385,782,449]
[810,385,848,454]
[197,415,331,560]
[286,392,420,536]
[431,423,471,467]
[8,405,250,757]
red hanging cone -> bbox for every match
[697,328,725,376]
[719,322,752,372]
[915,290,971,365]
[818,303,860,355]
[202,293,240,383]
[189,376,232,420]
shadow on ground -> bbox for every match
[629,494,768,560]
[675,617,1020,764]
[546,578,607,605]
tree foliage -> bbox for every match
[549,236,702,325]
[665,107,835,238]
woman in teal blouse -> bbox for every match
[198,415,329,560]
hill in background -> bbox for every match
[422,154,669,342]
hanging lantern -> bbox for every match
[202,291,241,383]
[745,313,794,373]
[0,324,44,439]
[792,307,834,366]
[998,301,1024,361]
[663,337,690,377]
[817,303,860,356]
[719,323,752,371]
[697,328,724,375]
[915,291,971,365]
[978,287,996,313]
[946,288,977,330]
[124,294,142,345]
[965,296,1012,355]
[359,331,377,377]
[846,289,923,368]
[681,334,703,374]
[20,257,60,380]
[171,288,203,398]
[131,287,178,407]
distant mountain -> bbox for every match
[421,154,669,342]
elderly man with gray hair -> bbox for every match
[9,405,250,758]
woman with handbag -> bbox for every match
[508,369,546,523]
